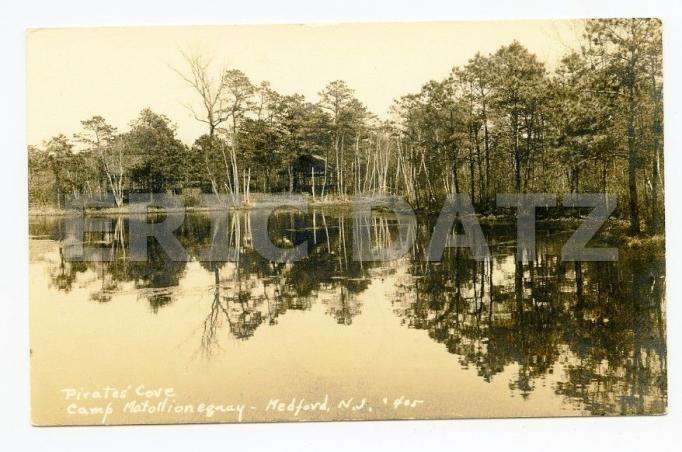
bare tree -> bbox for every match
[175,54,255,205]
[173,52,230,200]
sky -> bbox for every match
[27,20,585,146]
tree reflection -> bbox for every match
[31,211,667,415]
[392,226,666,414]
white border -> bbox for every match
[1,1,679,451]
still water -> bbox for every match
[29,209,667,424]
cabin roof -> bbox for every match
[296,153,326,163]
[292,153,330,170]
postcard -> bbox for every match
[28,19,666,425]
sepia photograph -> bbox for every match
[1,1,680,451]
[26,18,666,425]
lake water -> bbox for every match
[29,209,667,424]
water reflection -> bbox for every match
[28,210,666,416]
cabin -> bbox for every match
[289,154,333,194]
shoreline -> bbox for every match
[28,197,356,217]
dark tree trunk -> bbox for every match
[627,86,641,235]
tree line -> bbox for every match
[28,19,663,235]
